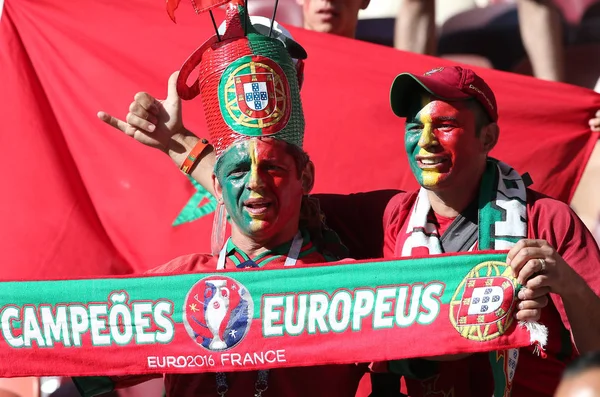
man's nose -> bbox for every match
[247,166,266,191]
[418,124,438,148]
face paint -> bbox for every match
[404,96,486,190]
[214,138,305,242]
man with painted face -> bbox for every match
[76,139,366,396]
[378,66,600,396]
[74,3,367,397]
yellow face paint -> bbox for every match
[417,100,442,187]
[248,140,261,199]
[246,140,267,232]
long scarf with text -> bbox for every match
[0,251,537,379]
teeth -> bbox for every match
[246,202,269,208]
[421,158,444,165]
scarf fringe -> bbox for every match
[519,321,548,358]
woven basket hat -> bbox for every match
[176,0,305,160]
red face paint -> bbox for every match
[405,98,487,191]
[215,138,305,245]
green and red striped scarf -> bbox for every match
[395,158,547,397]
[0,252,539,380]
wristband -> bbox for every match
[180,138,209,174]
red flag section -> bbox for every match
[1,0,598,279]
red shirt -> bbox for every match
[378,189,600,397]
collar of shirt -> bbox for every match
[223,229,317,268]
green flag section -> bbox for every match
[0,251,535,377]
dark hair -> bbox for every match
[283,142,310,179]
[467,98,493,135]
[284,143,350,259]
[562,351,600,379]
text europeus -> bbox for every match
[262,283,445,336]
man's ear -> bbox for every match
[480,122,499,154]
[212,174,224,203]
[301,161,315,194]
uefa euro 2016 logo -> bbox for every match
[183,276,254,351]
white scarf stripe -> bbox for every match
[401,160,529,397]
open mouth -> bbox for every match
[416,156,450,170]
[243,199,273,216]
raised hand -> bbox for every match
[97,71,183,153]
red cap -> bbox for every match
[390,66,498,122]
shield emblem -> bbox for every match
[235,73,276,118]
[220,55,291,136]
[456,277,514,325]
[450,261,518,341]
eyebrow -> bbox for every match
[221,155,250,171]
[259,158,287,168]
[406,115,459,123]
[432,116,458,122]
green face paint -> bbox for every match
[214,138,305,242]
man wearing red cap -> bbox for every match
[100,39,600,396]
[377,65,600,396]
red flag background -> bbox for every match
[1,0,599,279]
